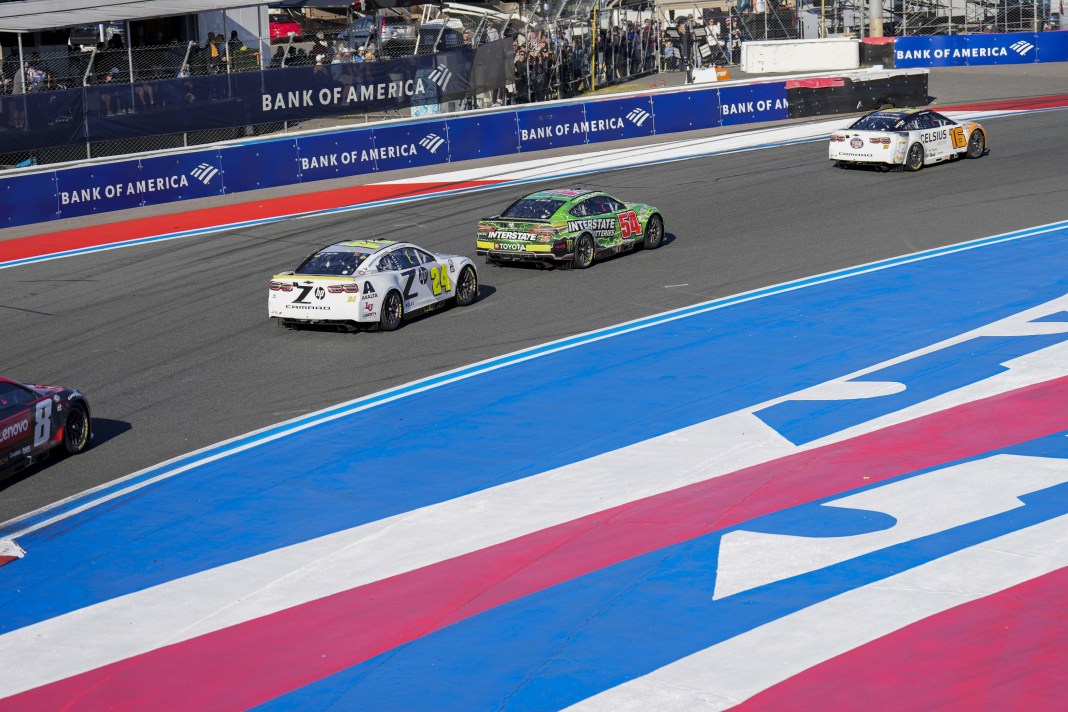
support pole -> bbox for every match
[870,0,884,36]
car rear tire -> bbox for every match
[965,130,985,159]
[379,290,404,331]
[63,402,90,455]
[573,233,595,270]
[455,266,478,306]
[904,143,924,172]
[642,215,664,250]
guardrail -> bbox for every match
[0,68,928,231]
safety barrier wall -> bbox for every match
[742,39,861,74]
[0,70,928,230]
[861,31,1068,68]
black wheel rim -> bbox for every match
[66,408,88,450]
[577,236,592,266]
[909,145,922,168]
[969,132,983,155]
[385,294,402,325]
[648,217,662,245]
[457,268,476,303]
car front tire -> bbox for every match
[642,214,664,250]
[455,266,478,306]
[965,130,985,159]
[63,402,91,455]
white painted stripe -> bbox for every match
[1,295,1065,699]
[569,511,1068,712]
[713,453,1068,599]
[0,110,1021,274]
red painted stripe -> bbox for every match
[0,557,16,568]
[939,93,1068,112]
[733,566,1068,711]
[861,36,895,45]
[0,180,500,264]
[786,78,846,89]
[5,377,1066,710]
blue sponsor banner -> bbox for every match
[1036,30,1068,63]
[445,112,519,161]
[650,89,721,134]
[136,150,225,207]
[894,33,1042,67]
[582,96,656,143]
[55,161,143,218]
[294,129,378,182]
[719,82,789,126]
[371,120,450,172]
[220,139,300,193]
[517,104,587,152]
[0,171,59,227]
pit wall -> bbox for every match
[0,69,928,231]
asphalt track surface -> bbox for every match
[1,86,1067,523]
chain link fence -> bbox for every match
[0,2,1061,171]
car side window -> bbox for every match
[413,249,435,264]
[603,197,626,213]
[376,252,400,272]
[570,199,594,218]
[0,383,35,417]
[586,197,612,215]
[393,248,420,270]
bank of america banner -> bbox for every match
[0,40,513,156]
[893,31,1068,68]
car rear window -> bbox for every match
[295,251,369,276]
[849,113,908,131]
[501,198,565,220]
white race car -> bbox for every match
[829,108,986,172]
[269,239,478,331]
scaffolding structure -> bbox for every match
[801,0,1055,37]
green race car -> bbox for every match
[476,189,665,268]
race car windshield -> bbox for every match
[501,198,566,220]
[295,251,369,275]
[849,114,907,131]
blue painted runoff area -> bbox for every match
[2,222,1066,635]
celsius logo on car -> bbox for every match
[314,286,326,300]
[626,108,651,127]
[190,163,219,185]
[850,137,864,149]
[419,133,445,154]
[1,419,29,442]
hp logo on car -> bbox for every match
[314,287,326,300]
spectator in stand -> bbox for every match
[663,41,680,71]
[559,41,573,98]
[641,18,656,72]
[227,30,242,58]
[311,33,329,59]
